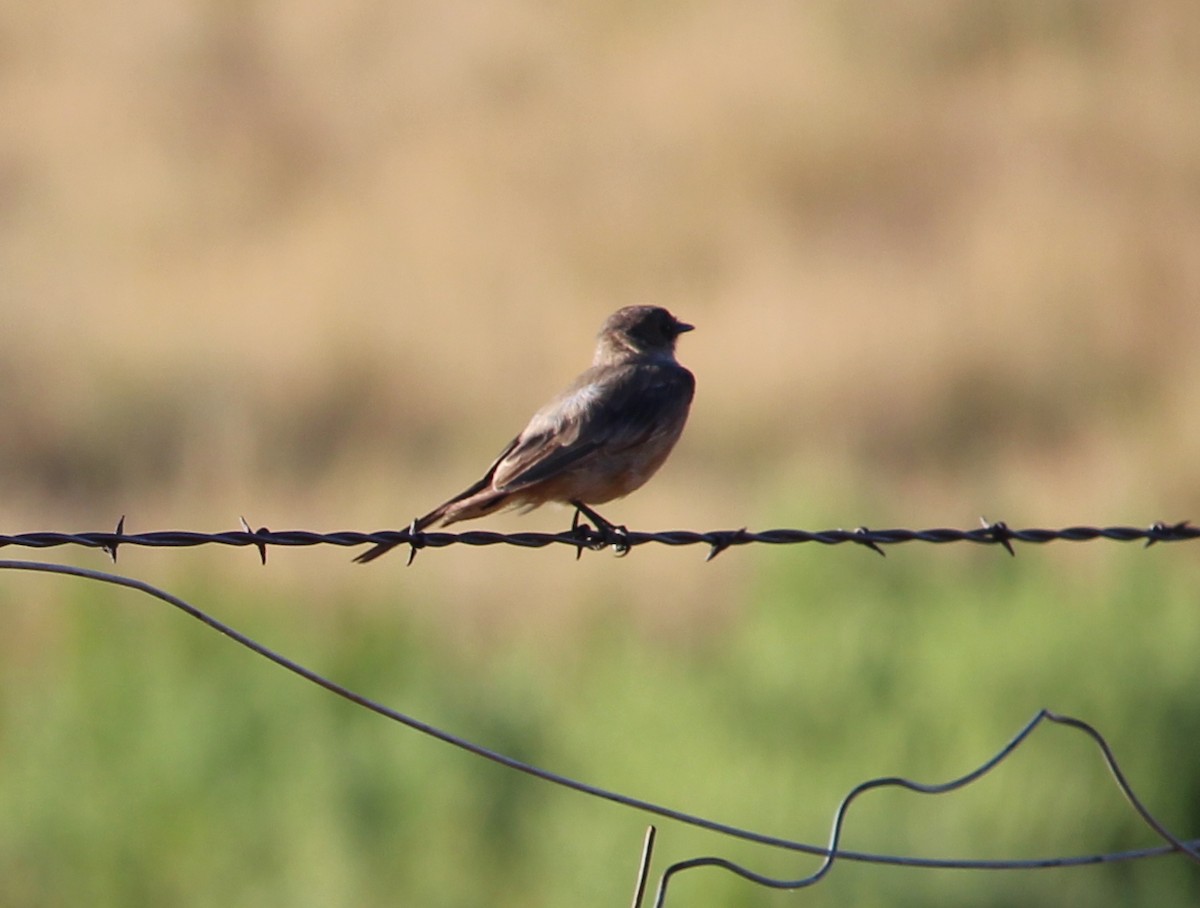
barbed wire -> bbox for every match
[0,516,1194,564]
[2,557,1197,906]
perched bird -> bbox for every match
[355,305,695,562]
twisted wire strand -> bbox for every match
[0,518,1194,563]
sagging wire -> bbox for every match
[2,557,1196,903]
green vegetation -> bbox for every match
[1,544,1196,906]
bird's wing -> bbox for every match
[491,361,694,492]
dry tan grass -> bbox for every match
[2,1,1198,605]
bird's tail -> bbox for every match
[353,481,510,564]
[351,504,449,564]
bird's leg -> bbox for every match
[569,507,589,560]
[570,500,630,556]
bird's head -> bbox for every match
[595,306,694,362]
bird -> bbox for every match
[354,305,695,562]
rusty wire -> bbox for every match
[2,557,1198,906]
[0,517,1194,564]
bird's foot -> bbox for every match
[570,501,630,558]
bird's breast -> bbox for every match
[529,423,686,505]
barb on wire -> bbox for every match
[101,515,124,562]
[0,518,1194,563]
[2,557,1197,898]
[239,515,269,565]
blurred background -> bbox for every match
[1,1,1198,905]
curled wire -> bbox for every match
[641,710,1200,906]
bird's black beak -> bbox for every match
[674,319,695,335]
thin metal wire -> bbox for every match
[0,518,1194,563]
[2,557,1196,892]
[630,826,657,908]
[648,710,1200,906]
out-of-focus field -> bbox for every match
[1,1,1198,905]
